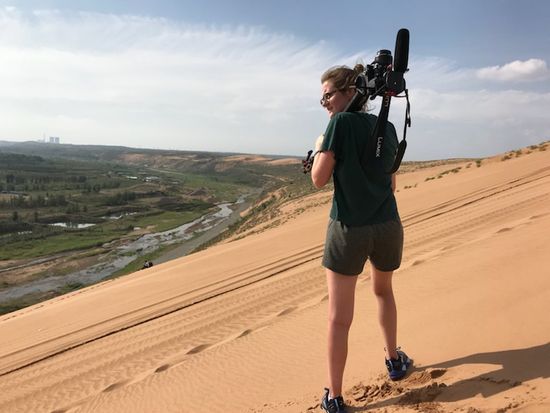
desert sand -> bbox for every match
[0,145,549,413]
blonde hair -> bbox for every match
[321,63,365,90]
[321,63,369,111]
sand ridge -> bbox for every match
[0,146,549,412]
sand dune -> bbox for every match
[0,146,549,413]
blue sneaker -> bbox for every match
[320,388,347,413]
[385,348,412,381]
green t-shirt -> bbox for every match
[321,112,399,226]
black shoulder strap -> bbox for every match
[362,89,411,174]
[387,89,411,174]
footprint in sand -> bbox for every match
[429,369,447,379]
[406,368,447,385]
[155,364,171,373]
[186,343,211,355]
[237,329,253,338]
[399,382,447,404]
[277,306,297,317]
[497,227,513,233]
[102,380,130,393]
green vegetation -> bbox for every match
[0,229,123,260]
[501,142,548,161]
[0,141,316,315]
[425,166,463,181]
[501,149,522,161]
[527,141,548,152]
[0,141,309,261]
[0,281,86,314]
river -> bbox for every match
[0,197,250,302]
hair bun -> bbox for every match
[353,63,365,74]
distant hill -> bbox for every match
[0,140,299,172]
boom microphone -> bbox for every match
[393,28,409,73]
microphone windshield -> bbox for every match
[394,28,409,73]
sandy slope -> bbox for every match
[0,147,549,413]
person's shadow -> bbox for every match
[348,342,550,411]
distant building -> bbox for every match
[48,136,60,144]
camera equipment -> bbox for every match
[302,28,411,174]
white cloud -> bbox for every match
[386,57,550,159]
[410,88,550,122]
[0,9,548,160]
[0,8,345,154]
[476,58,550,82]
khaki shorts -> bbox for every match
[322,218,403,275]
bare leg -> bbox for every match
[371,264,398,360]
[326,270,358,398]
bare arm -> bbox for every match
[392,173,396,193]
[311,150,336,189]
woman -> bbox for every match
[312,65,411,413]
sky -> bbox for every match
[0,0,549,161]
